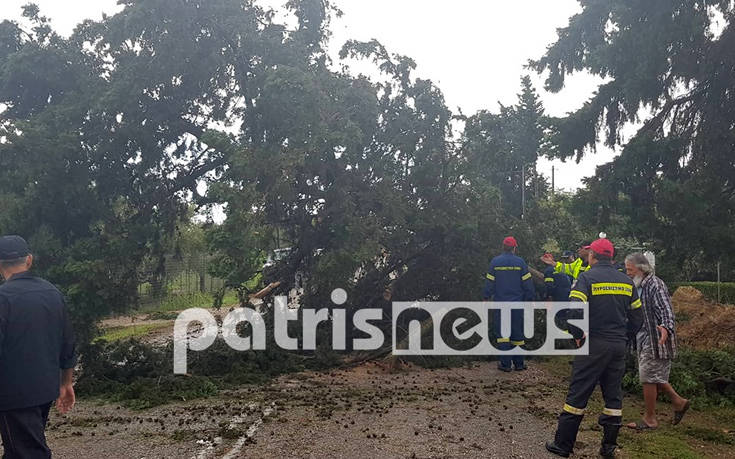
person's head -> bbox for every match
[586,238,613,266]
[561,250,575,262]
[625,252,653,286]
[502,236,518,253]
[0,235,33,280]
[577,241,592,260]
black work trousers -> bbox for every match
[553,338,626,452]
[0,402,52,459]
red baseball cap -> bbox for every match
[502,236,518,247]
[588,238,614,257]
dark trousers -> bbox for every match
[493,309,526,369]
[554,339,626,452]
[0,403,52,459]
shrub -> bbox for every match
[623,347,735,407]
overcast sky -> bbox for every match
[2,0,622,191]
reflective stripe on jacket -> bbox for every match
[566,261,643,342]
[483,252,535,301]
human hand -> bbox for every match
[56,383,75,414]
[540,253,555,266]
[657,325,668,345]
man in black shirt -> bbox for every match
[0,235,77,458]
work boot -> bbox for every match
[545,440,570,457]
[552,412,584,457]
[600,424,621,458]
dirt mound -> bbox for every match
[672,286,735,351]
[672,286,705,303]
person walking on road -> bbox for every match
[545,238,643,458]
[624,252,690,430]
[483,236,535,372]
[0,235,77,459]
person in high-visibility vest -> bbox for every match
[560,251,576,283]
[483,236,536,371]
[545,239,643,458]
[541,241,592,280]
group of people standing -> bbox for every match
[483,236,690,458]
[0,231,693,458]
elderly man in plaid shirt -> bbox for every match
[624,253,690,430]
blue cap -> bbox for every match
[561,250,574,258]
[0,235,30,260]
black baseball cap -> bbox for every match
[0,235,30,260]
[561,250,574,258]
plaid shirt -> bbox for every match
[639,274,677,360]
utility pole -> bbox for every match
[717,261,722,303]
[521,166,525,220]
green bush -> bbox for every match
[78,311,347,409]
[623,347,735,407]
[668,282,735,304]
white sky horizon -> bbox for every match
[2,0,625,192]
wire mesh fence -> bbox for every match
[137,255,225,311]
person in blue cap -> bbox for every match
[0,235,77,458]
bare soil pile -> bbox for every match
[672,286,735,351]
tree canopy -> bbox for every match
[534,0,735,276]
[0,0,731,346]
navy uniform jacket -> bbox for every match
[544,266,572,301]
[567,261,644,342]
[483,252,535,301]
[0,271,77,411]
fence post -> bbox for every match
[717,261,721,304]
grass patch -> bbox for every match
[620,429,700,459]
[139,292,214,313]
[684,426,735,445]
[96,322,172,343]
[145,311,180,321]
[536,356,574,380]
[138,290,241,314]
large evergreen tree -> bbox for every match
[533,0,735,278]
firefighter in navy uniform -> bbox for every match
[543,257,572,301]
[483,236,535,372]
[545,239,643,458]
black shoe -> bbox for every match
[545,440,571,457]
[600,444,617,458]
[514,364,527,371]
[498,365,512,372]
